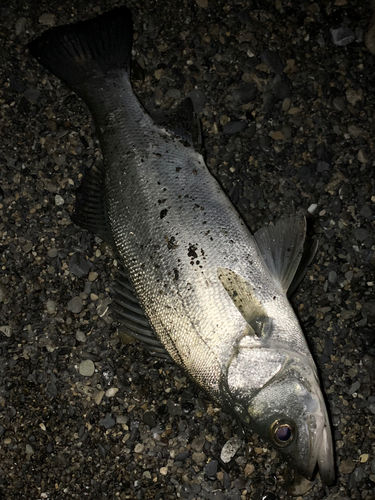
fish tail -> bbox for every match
[28,7,133,93]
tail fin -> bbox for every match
[28,7,133,92]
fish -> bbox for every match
[28,6,335,485]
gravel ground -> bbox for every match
[1,0,375,499]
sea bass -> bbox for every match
[28,6,334,484]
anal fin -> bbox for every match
[71,162,115,246]
[111,267,169,357]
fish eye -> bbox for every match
[270,419,295,447]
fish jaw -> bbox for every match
[221,342,335,485]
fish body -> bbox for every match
[28,7,334,484]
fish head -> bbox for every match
[221,341,335,485]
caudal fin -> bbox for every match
[28,7,133,92]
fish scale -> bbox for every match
[28,5,335,485]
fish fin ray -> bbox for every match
[169,98,203,152]
[71,162,114,246]
[111,267,169,356]
[28,6,133,91]
[254,215,306,293]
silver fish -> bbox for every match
[28,6,334,484]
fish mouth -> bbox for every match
[306,398,335,485]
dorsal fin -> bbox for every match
[254,215,306,294]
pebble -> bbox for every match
[67,296,83,314]
[15,17,27,36]
[100,413,116,429]
[192,452,206,464]
[223,121,247,135]
[191,435,205,452]
[88,271,98,282]
[25,444,34,455]
[354,227,368,242]
[39,13,56,26]
[79,359,95,377]
[220,437,242,463]
[340,458,356,474]
[260,49,284,74]
[69,251,91,277]
[331,26,355,46]
[46,299,56,314]
[24,88,41,103]
[76,330,86,343]
[143,411,158,428]
[205,459,218,477]
[105,387,119,398]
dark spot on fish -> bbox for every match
[188,244,198,259]
[173,268,179,281]
[192,169,197,175]
[160,209,168,219]
[201,249,205,256]
[165,236,178,250]
[158,199,167,204]
[176,167,181,172]
[273,296,276,300]
[196,260,200,265]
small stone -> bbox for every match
[105,387,119,398]
[358,149,368,164]
[47,248,58,258]
[328,271,337,283]
[160,466,168,476]
[39,13,56,26]
[191,435,205,452]
[244,463,255,476]
[46,300,56,314]
[79,359,95,377]
[76,330,86,343]
[143,411,158,428]
[15,17,27,36]
[346,88,362,106]
[100,413,116,429]
[260,49,284,74]
[348,380,361,395]
[0,326,11,337]
[205,459,218,477]
[195,0,208,8]
[187,89,207,112]
[134,443,144,454]
[95,391,105,405]
[331,26,355,46]
[354,227,369,242]
[88,271,98,282]
[282,97,291,111]
[192,452,206,463]
[23,241,33,253]
[24,88,41,103]
[69,251,91,277]
[223,121,247,135]
[220,437,242,463]
[25,444,34,455]
[0,284,8,304]
[333,96,345,111]
[67,296,83,314]
[339,458,356,474]
[54,194,64,206]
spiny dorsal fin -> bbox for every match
[217,267,271,337]
[254,215,306,294]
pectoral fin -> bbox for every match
[217,267,271,337]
